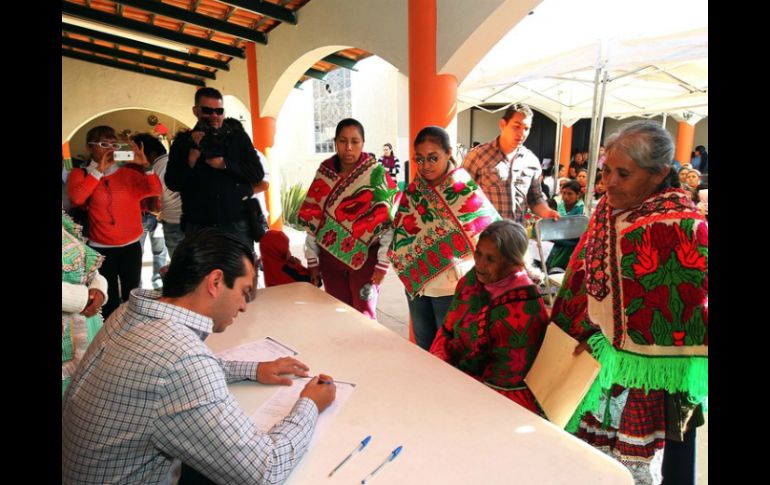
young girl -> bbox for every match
[259,230,312,287]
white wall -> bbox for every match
[69,109,190,161]
[604,116,709,153]
[271,56,408,190]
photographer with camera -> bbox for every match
[67,125,162,319]
[165,88,265,247]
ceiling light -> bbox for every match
[62,14,190,54]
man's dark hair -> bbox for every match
[162,228,255,298]
[195,87,223,105]
[335,118,365,141]
[86,125,117,143]
[501,103,534,122]
[131,133,167,160]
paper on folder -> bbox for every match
[216,336,298,362]
[524,323,601,428]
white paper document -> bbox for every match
[251,377,356,448]
[525,323,601,428]
[216,336,298,362]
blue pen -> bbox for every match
[328,435,371,477]
[360,446,402,484]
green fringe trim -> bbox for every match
[565,332,708,433]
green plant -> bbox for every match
[281,181,309,229]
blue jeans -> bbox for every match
[141,213,168,287]
[161,220,184,259]
[406,293,454,351]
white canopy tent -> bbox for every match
[457,0,708,214]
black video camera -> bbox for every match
[193,120,232,158]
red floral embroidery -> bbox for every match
[672,330,686,346]
[451,232,467,251]
[351,252,366,267]
[678,282,706,323]
[459,193,483,213]
[415,245,424,255]
[340,236,356,253]
[424,236,435,246]
[649,223,678,263]
[401,214,420,235]
[427,250,441,268]
[298,202,322,222]
[307,178,331,202]
[439,241,454,260]
[409,266,420,282]
[452,181,466,193]
[435,227,447,237]
[632,228,659,278]
[335,191,373,222]
[405,253,415,263]
[463,215,492,235]
[321,230,337,247]
[416,204,427,216]
[352,205,389,238]
[674,224,707,271]
[418,259,430,276]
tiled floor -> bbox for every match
[140,225,707,484]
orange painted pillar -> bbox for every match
[675,121,695,165]
[62,141,72,170]
[408,0,458,184]
[246,42,282,229]
[558,125,573,177]
[407,0,457,344]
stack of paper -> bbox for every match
[525,323,601,428]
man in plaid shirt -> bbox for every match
[62,229,336,484]
[462,103,560,223]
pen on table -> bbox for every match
[360,445,402,484]
[327,435,371,478]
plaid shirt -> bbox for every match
[462,137,545,222]
[62,289,318,484]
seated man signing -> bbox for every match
[62,228,336,485]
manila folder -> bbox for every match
[524,323,601,428]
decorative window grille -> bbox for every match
[313,69,352,153]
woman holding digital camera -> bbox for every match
[67,125,162,318]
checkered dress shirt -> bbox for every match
[462,137,546,222]
[62,289,318,484]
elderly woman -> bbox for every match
[551,121,707,485]
[62,211,107,396]
[298,119,400,319]
[430,220,549,414]
[67,126,162,318]
[389,126,500,350]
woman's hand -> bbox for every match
[573,340,592,356]
[96,149,113,173]
[371,267,387,285]
[126,140,150,169]
[81,289,105,317]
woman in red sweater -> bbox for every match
[67,126,162,318]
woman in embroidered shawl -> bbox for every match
[430,220,549,415]
[389,126,500,350]
[551,121,707,485]
[298,119,399,319]
[62,211,108,396]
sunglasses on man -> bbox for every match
[198,106,225,115]
[88,141,128,150]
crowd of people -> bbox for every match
[62,93,707,485]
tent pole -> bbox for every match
[553,113,563,196]
[585,41,608,218]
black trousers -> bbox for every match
[661,427,697,485]
[90,241,142,319]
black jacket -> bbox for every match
[166,128,264,225]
